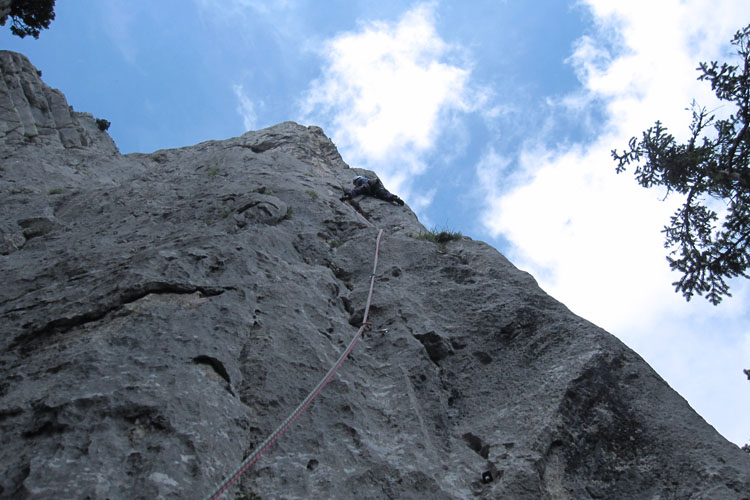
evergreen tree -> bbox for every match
[1,0,56,39]
[612,24,750,305]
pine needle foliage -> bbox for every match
[612,24,750,305]
[1,0,56,39]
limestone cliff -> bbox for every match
[1,51,749,500]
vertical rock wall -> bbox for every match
[0,51,117,152]
[1,51,749,500]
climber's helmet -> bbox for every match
[353,175,368,186]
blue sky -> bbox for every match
[3,0,749,446]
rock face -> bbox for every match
[1,51,749,500]
[0,51,118,153]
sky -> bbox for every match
[2,0,748,447]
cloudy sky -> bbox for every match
[3,0,748,446]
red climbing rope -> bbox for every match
[203,229,385,500]
[345,199,375,227]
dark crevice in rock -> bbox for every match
[413,331,454,366]
[447,388,461,407]
[348,307,365,327]
[18,217,57,240]
[22,419,68,439]
[193,355,232,387]
[12,282,227,354]
[450,338,467,350]
[462,432,490,459]
[340,296,354,315]
[496,306,541,341]
[328,260,351,281]
[122,405,175,433]
[248,141,277,153]
[22,402,69,439]
[119,282,226,304]
[0,407,24,421]
[236,199,272,215]
[343,198,372,223]
[472,351,493,365]
[7,464,30,499]
[440,266,476,284]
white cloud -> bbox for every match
[300,2,484,207]
[630,302,750,447]
[410,188,437,216]
[474,146,513,201]
[478,1,750,444]
[232,84,258,131]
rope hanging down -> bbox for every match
[203,229,385,500]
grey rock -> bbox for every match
[1,51,749,500]
[0,51,118,153]
[231,192,289,226]
[0,219,26,254]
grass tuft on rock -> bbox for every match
[415,227,463,244]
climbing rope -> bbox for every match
[202,229,385,500]
[345,198,375,227]
[352,206,374,227]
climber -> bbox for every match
[342,175,404,205]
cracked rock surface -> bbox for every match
[2,51,750,500]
